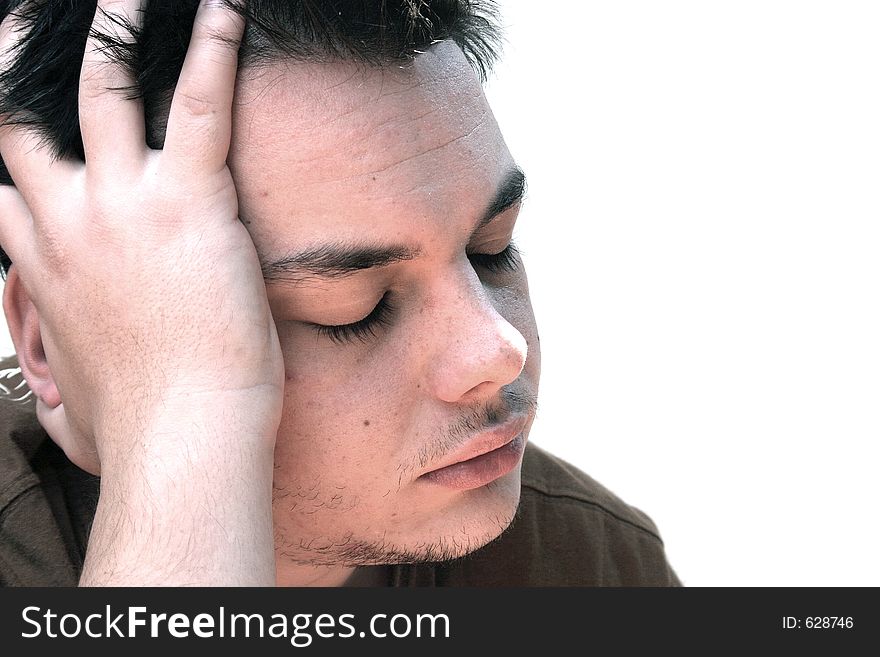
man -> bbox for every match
[0,0,679,586]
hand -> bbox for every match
[0,0,283,584]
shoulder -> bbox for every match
[520,442,666,542]
[435,442,681,586]
[0,356,44,512]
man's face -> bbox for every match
[228,41,541,570]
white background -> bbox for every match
[2,1,878,586]
[484,1,880,586]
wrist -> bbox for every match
[93,387,280,473]
[83,416,277,586]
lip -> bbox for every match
[418,414,530,490]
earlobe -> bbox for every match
[2,266,61,408]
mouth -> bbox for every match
[418,414,530,491]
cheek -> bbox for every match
[271,327,415,479]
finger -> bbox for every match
[163,0,245,173]
[79,0,146,174]
[0,183,35,274]
[0,9,78,201]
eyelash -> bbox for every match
[312,292,395,345]
[468,241,521,274]
[311,242,520,345]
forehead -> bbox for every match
[227,41,514,253]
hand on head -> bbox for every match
[0,0,281,585]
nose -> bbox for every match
[425,272,529,404]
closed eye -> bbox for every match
[306,241,520,346]
[308,292,394,345]
[468,242,520,274]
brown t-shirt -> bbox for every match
[0,360,681,587]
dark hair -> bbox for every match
[0,0,502,276]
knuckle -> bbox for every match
[79,64,120,102]
[37,227,72,276]
[177,90,219,119]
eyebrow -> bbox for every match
[477,165,527,231]
[262,243,418,283]
[261,165,527,285]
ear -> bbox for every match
[2,266,99,474]
[2,266,60,408]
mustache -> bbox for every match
[446,387,538,442]
[412,386,539,472]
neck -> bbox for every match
[274,558,358,587]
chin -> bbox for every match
[275,467,523,567]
